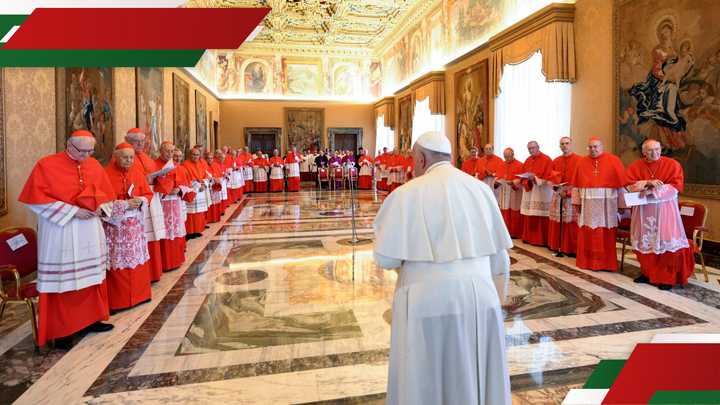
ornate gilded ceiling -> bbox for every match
[185,0,424,54]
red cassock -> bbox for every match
[497,159,524,238]
[207,161,225,222]
[132,152,165,282]
[461,158,480,177]
[376,153,389,191]
[253,157,269,193]
[520,153,553,246]
[548,153,581,254]
[18,152,115,346]
[358,155,374,189]
[570,153,626,271]
[223,155,238,203]
[155,157,188,272]
[269,156,285,192]
[240,153,253,193]
[182,159,209,234]
[284,152,301,192]
[104,161,153,311]
[213,161,230,212]
[626,157,695,285]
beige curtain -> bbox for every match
[491,21,575,98]
[414,79,445,115]
[374,98,395,129]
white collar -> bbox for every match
[426,160,451,174]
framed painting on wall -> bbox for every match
[172,73,190,155]
[398,95,413,152]
[136,67,163,157]
[55,68,115,165]
[285,108,324,152]
[614,0,720,199]
[0,69,5,216]
[195,90,207,149]
[454,59,488,165]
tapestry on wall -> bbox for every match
[195,90,207,149]
[615,0,720,198]
[0,69,5,216]
[173,74,191,155]
[136,67,163,158]
[285,108,323,152]
[58,68,114,165]
[455,59,488,165]
[398,96,413,152]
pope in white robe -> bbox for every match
[374,131,512,405]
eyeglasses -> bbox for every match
[70,141,95,154]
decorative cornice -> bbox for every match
[236,43,374,58]
[395,71,444,95]
[489,3,575,52]
[373,96,395,109]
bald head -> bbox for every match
[483,143,494,157]
[642,139,662,162]
[588,138,603,158]
[503,148,515,161]
[412,143,451,177]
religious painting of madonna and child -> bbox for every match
[615,0,720,198]
[59,68,114,165]
[136,67,163,158]
[455,59,488,165]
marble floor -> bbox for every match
[2,188,720,404]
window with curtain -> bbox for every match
[493,51,571,161]
[411,97,445,147]
[375,114,395,156]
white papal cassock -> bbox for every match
[373,160,512,405]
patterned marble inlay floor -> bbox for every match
[2,189,720,405]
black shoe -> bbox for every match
[634,275,651,284]
[53,336,74,350]
[658,284,672,291]
[85,322,114,333]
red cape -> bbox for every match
[625,157,683,192]
[19,152,115,211]
[570,153,626,188]
[104,161,153,201]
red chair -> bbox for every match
[0,227,39,346]
[318,167,329,190]
[617,218,632,271]
[679,201,709,282]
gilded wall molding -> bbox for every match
[488,3,575,52]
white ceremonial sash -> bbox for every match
[269,166,284,180]
[28,203,108,294]
[142,190,167,241]
[286,162,300,177]
[520,181,553,217]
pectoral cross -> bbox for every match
[592,160,600,176]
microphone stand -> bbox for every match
[554,189,565,258]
